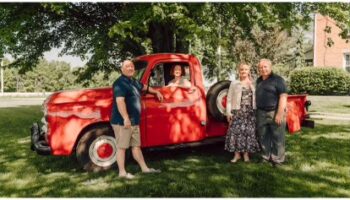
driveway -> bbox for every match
[309,112,350,121]
[0,97,46,108]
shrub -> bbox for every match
[289,67,350,95]
[272,63,292,80]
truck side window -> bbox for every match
[149,64,165,87]
[183,65,191,81]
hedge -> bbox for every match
[289,67,350,95]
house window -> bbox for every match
[345,53,350,73]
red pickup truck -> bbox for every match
[31,53,313,171]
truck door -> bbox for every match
[141,61,206,147]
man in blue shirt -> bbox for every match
[256,59,287,167]
[111,60,163,179]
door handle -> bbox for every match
[187,88,196,94]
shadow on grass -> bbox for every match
[289,125,350,166]
[137,136,349,197]
[0,106,349,197]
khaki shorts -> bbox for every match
[112,125,141,149]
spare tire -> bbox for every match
[206,80,231,122]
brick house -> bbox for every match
[312,13,350,72]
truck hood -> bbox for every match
[47,87,113,105]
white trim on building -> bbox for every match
[344,53,350,72]
[313,13,317,66]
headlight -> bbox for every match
[40,94,52,142]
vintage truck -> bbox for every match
[31,53,313,171]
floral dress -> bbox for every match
[225,87,260,153]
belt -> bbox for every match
[257,107,276,112]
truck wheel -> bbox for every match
[207,80,231,122]
[76,124,117,172]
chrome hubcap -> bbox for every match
[89,135,117,167]
[216,89,228,115]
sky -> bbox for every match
[43,48,86,68]
[4,48,86,68]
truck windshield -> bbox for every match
[134,61,148,81]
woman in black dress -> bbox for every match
[225,63,260,163]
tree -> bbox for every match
[231,26,307,77]
[3,58,120,92]
[2,59,17,92]
[0,3,349,81]
[7,60,76,92]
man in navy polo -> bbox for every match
[111,60,163,179]
[256,59,288,166]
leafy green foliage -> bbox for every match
[232,26,307,77]
[289,67,350,95]
[0,3,349,80]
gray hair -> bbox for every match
[258,59,272,67]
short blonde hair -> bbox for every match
[237,62,251,71]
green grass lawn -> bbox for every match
[0,100,349,197]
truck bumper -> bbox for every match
[302,119,315,128]
[302,100,315,128]
[30,122,51,155]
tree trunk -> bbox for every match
[175,34,189,53]
[123,39,146,56]
[149,22,175,53]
